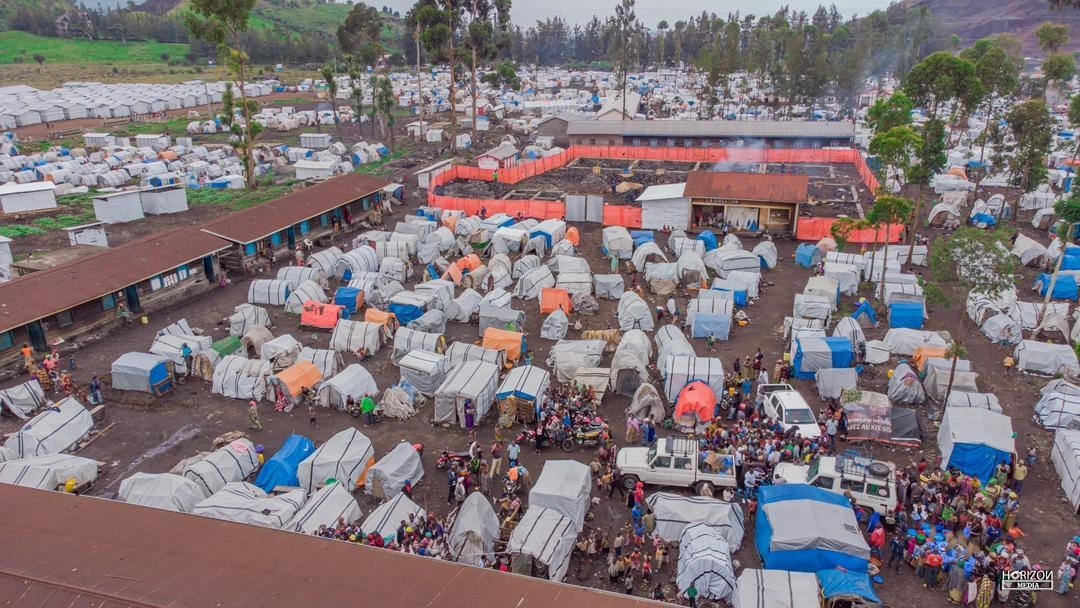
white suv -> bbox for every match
[762,389,822,439]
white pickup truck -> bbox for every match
[617,436,737,495]
[774,455,898,514]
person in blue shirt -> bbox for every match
[180,343,193,378]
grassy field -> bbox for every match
[255,4,352,35]
[0,31,189,66]
[188,183,291,211]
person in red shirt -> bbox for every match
[869,527,885,560]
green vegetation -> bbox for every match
[356,149,405,177]
[256,4,352,35]
[0,225,46,239]
[0,31,189,65]
[120,117,201,136]
[35,213,96,231]
[187,184,290,211]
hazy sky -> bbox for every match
[377,0,893,26]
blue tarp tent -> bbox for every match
[1061,249,1080,270]
[852,300,878,327]
[971,213,997,227]
[888,300,925,329]
[630,230,655,247]
[795,243,822,269]
[712,281,747,307]
[817,569,882,605]
[691,313,733,340]
[255,434,316,492]
[334,287,361,319]
[938,408,1014,482]
[1035,273,1079,301]
[696,230,718,252]
[389,302,425,325]
[792,337,854,380]
[756,485,871,573]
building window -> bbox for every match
[812,140,822,149]
[632,138,642,147]
[362,197,371,211]
[320,213,330,227]
[299,221,310,235]
[0,331,12,351]
[149,265,192,292]
[773,140,783,149]
[270,232,282,247]
[589,138,596,145]
[667,139,675,148]
[244,243,257,257]
[101,294,117,311]
[55,310,74,328]
[649,139,658,148]
[768,208,792,225]
[685,139,694,148]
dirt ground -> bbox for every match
[1,159,1078,607]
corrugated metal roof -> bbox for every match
[684,171,809,203]
[0,181,56,196]
[0,485,666,608]
[566,119,855,139]
[201,173,388,244]
[0,226,230,333]
[636,182,687,201]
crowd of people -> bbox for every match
[312,510,458,560]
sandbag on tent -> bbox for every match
[980,313,1022,345]
[276,266,324,289]
[7,397,93,458]
[938,407,1014,481]
[815,368,858,400]
[647,493,745,547]
[478,306,525,335]
[111,352,175,395]
[444,342,506,370]
[399,351,449,396]
[887,363,925,405]
[946,392,1002,412]
[824,262,860,296]
[182,438,259,497]
[514,265,556,299]
[540,308,569,340]
[602,226,633,259]
[248,279,291,306]
[1035,391,1080,429]
[0,453,99,491]
[734,569,820,608]
[756,485,871,573]
[530,460,592,531]
[212,356,271,401]
[434,360,500,427]
[365,441,424,499]
[618,291,655,331]
[392,327,443,363]
[677,523,737,603]
[118,472,204,512]
[363,492,427,541]
[792,337,853,380]
[329,320,387,354]
[284,280,328,314]
[1015,339,1080,376]
[687,297,734,339]
[255,434,315,493]
[192,482,306,529]
[0,379,46,419]
[664,356,725,401]
[593,274,625,299]
[1051,429,1080,513]
[449,491,501,564]
[753,240,779,269]
[298,428,374,494]
[508,506,578,582]
[831,317,866,351]
[882,328,948,356]
[287,481,363,534]
[228,304,270,337]
[317,364,379,409]
[297,347,340,379]
[334,246,380,280]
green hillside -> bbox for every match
[0,31,189,65]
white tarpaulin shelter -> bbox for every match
[882,329,948,356]
[399,350,449,396]
[365,441,423,499]
[277,266,324,289]
[392,327,443,363]
[1014,340,1080,376]
[284,280,328,314]
[7,397,93,458]
[248,279,290,306]
[938,408,1015,480]
[602,226,633,259]
[286,481,363,533]
[514,265,556,299]
[449,491,501,564]
[540,308,569,340]
[594,274,625,299]
[0,378,46,419]
[887,363,925,404]
[946,392,1003,413]
[0,454,99,490]
[192,482,306,529]
[664,356,725,401]
[618,291,655,331]
[677,523,736,602]
[1035,391,1080,429]
[329,320,386,354]
[753,241,779,269]
[212,356,271,401]
[110,352,172,393]
[508,507,577,582]
[316,364,379,409]
[182,439,259,498]
[981,313,1022,344]
[229,304,271,337]
[832,317,866,350]
[298,428,374,494]
[793,294,833,320]
[298,347,341,379]
[434,361,499,427]
[529,460,591,531]
[815,368,858,400]
[444,342,505,369]
[734,569,820,608]
[760,496,871,564]
[1051,429,1080,513]
[646,493,745,547]
[260,334,302,368]
[118,472,204,512]
[824,262,860,295]
[363,492,426,540]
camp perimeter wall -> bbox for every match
[427,146,881,229]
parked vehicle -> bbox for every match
[616,436,737,495]
[761,388,822,439]
[774,454,898,514]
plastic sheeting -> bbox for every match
[647,493,744,547]
[1051,429,1080,512]
[317,365,379,409]
[192,482,306,529]
[1015,339,1080,376]
[7,397,93,458]
[664,356,725,401]
[212,356,271,401]
[815,368,858,400]
[434,361,500,427]
[365,441,424,500]
[618,292,655,331]
[756,485,871,573]
[0,379,46,419]
[117,472,204,512]
[363,492,427,540]
[508,507,577,582]
[938,407,1014,481]
[399,351,449,396]
[297,428,374,494]
[734,569,820,608]
[449,491,501,564]
[887,363,925,405]
[248,279,290,306]
[286,481,363,533]
[1035,391,1080,429]
[677,523,736,602]
[182,439,259,498]
[0,454,99,491]
[540,308,569,340]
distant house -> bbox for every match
[596,90,642,121]
[294,159,337,180]
[535,112,588,148]
[476,143,519,170]
[683,171,809,234]
[637,183,690,230]
[0,182,58,215]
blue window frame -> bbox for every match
[299,221,310,235]
[101,294,117,311]
[320,213,330,226]
[270,232,282,246]
[362,196,371,210]
[244,243,257,256]
[0,330,14,350]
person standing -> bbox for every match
[20,344,33,371]
[248,400,262,430]
[623,571,635,595]
[89,376,103,406]
[1011,460,1028,494]
[180,343,193,378]
[308,402,317,427]
[490,441,503,477]
[888,533,905,574]
[508,440,521,467]
[825,416,838,452]
[685,582,698,608]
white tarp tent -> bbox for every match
[618,291,655,331]
[392,327,443,363]
[276,266,324,289]
[110,352,172,393]
[212,356,271,401]
[7,397,93,458]
[824,262,860,295]
[1051,429,1080,513]
[677,523,736,602]
[815,368,858,400]
[540,308,569,340]
[399,350,449,396]
[284,280,329,314]
[316,364,379,409]
[229,303,271,337]
[946,392,1003,413]
[734,569,820,608]
[248,279,291,306]
[260,334,303,369]
[529,460,591,531]
[646,493,745,547]
[118,472,204,512]
[449,491,501,565]
[887,363,925,405]
[882,329,948,356]
[192,482,306,529]
[514,265,556,299]
[365,441,423,499]
[831,317,866,351]
[433,361,500,427]
[508,507,578,582]
[938,408,1015,480]
[0,378,46,419]
[0,454,99,490]
[1014,340,1080,376]
[298,347,341,379]
[363,491,426,540]
[594,274,624,299]
[182,439,260,498]
[444,342,506,370]
[1035,391,1080,429]
[664,356,725,401]
[286,481,363,533]
[602,226,633,259]
[793,294,833,320]
[329,320,386,354]
[298,427,374,494]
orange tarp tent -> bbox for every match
[540,288,573,314]
[457,254,483,272]
[364,308,399,332]
[674,381,717,424]
[482,327,526,363]
[442,216,458,234]
[300,302,343,329]
[443,262,465,285]
[565,226,580,247]
[274,361,324,398]
[912,347,948,373]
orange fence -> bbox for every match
[428,145,881,226]
[603,205,643,228]
[796,217,904,244]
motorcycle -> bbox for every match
[516,427,551,449]
[436,448,470,470]
[560,424,608,452]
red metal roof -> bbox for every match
[683,171,809,203]
[0,226,230,333]
[201,174,389,244]
[0,485,665,608]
